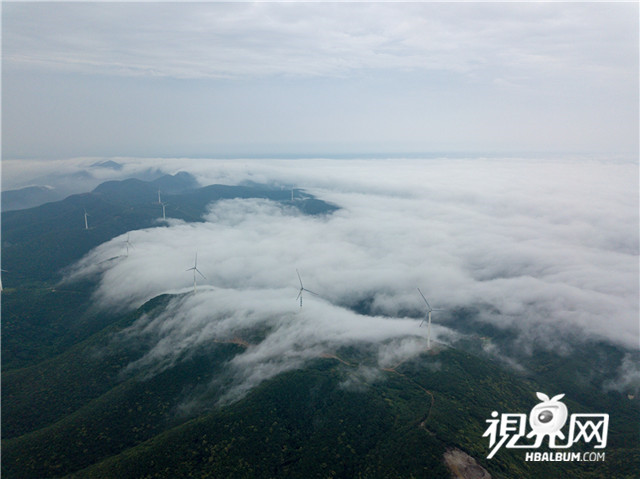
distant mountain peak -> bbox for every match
[151,171,199,193]
[90,160,123,170]
[1,185,62,212]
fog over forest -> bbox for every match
[9,156,629,400]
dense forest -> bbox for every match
[2,175,638,478]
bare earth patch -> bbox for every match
[443,448,491,479]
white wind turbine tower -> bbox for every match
[296,269,319,308]
[158,189,162,204]
[0,269,7,292]
[161,202,168,220]
[186,253,206,292]
[417,288,444,350]
[123,233,134,256]
[83,209,90,230]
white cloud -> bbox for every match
[3,4,636,158]
[3,3,636,82]
[61,157,638,402]
[603,353,640,396]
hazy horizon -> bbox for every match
[3,2,638,159]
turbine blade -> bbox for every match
[304,288,319,296]
[419,319,425,327]
[296,269,303,288]
[417,288,432,309]
[296,290,302,301]
[196,268,206,279]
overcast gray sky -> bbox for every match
[2,1,638,159]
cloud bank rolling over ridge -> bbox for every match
[60,157,639,399]
[3,0,637,404]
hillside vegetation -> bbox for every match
[2,177,637,478]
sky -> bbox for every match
[2,1,639,159]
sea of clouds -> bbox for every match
[19,156,636,399]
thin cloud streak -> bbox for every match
[3,3,636,158]
[4,3,636,81]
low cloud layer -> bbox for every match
[604,353,640,396]
[113,287,440,404]
[62,157,638,398]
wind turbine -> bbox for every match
[161,202,168,220]
[123,233,134,256]
[83,209,90,230]
[296,269,319,308]
[158,189,162,204]
[417,288,444,350]
[186,253,206,292]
